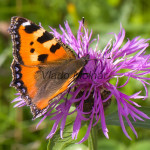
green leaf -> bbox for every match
[63,144,88,150]
[129,140,150,150]
[105,106,150,128]
[47,122,75,150]
[0,47,10,67]
[97,139,126,150]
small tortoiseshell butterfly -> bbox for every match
[8,17,88,119]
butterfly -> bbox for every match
[8,17,88,119]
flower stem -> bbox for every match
[88,126,97,150]
[47,139,51,150]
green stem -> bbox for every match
[88,126,97,150]
[47,139,51,150]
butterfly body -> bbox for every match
[9,17,88,119]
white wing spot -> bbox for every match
[22,22,31,26]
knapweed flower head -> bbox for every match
[12,20,150,143]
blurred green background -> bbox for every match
[1,0,150,150]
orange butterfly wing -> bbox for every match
[9,17,87,119]
[9,17,75,66]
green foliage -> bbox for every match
[1,0,150,149]
[47,122,74,150]
[106,107,150,128]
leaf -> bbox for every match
[0,47,10,67]
[97,139,126,150]
[105,106,150,128]
[129,140,150,150]
[47,122,75,150]
[63,144,88,150]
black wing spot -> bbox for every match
[30,41,34,45]
[30,48,35,53]
[24,24,40,33]
[37,31,54,43]
[50,43,61,53]
[38,54,48,63]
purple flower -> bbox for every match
[12,20,150,143]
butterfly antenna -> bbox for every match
[82,17,85,26]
